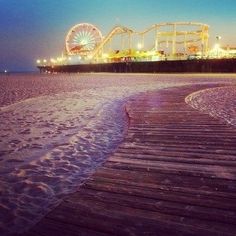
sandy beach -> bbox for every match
[0,73,236,235]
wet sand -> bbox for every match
[0,73,236,235]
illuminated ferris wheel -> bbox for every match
[65,23,102,56]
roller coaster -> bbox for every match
[64,22,209,63]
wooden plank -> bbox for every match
[65,188,236,225]
[91,168,236,197]
[111,153,236,166]
[84,177,236,211]
[44,198,235,236]
[30,217,111,236]
[103,161,236,180]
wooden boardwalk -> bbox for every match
[26,85,236,236]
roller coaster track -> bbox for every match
[90,25,134,59]
[139,22,209,35]
[90,22,209,59]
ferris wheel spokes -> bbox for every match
[65,23,103,57]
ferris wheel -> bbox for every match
[65,23,103,56]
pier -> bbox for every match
[38,59,236,73]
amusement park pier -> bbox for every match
[37,22,236,73]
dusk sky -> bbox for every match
[0,0,236,71]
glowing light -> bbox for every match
[50,58,56,63]
[147,51,156,56]
[43,59,47,63]
[81,39,88,45]
[4,70,7,73]
[68,57,72,61]
[137,43,143,50]
[102,53,108,58]
[214,43,220,50]
[36,59,41,64]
